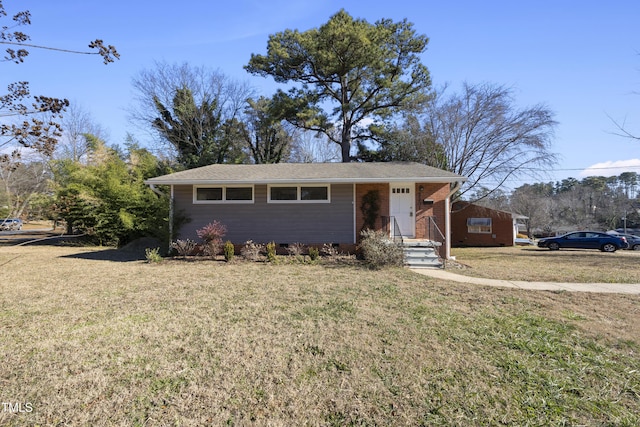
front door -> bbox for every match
[390,183,415,238]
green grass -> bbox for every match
[0,245,639,425]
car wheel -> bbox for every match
[548,242,560,251]
[601,243,617,252]
[633,244,640,251]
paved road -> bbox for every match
[411,268,640,295]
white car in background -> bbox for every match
[0,218,23,231]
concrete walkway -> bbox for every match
[411,268,640,295]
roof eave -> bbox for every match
[145,177,467,186]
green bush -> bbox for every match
[359,229,405,269]
[144,247,162,263]
[223,241,234,262]
[266,241,277,263]
[308,247,319,261]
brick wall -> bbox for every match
[451,202,515,247]
[415,183,449,240]
[355,183,389,241]
[354,182,451,242]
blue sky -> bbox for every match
[4,0,640,187]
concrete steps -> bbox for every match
[402,240,442,268]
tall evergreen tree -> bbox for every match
[246,10,431,162]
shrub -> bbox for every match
[241,240,264,262]
[360,190,380,230]
[321,243,340,259]
[144,247,162,263]
[196,221,227,243]
[202,239,223,258]
[170,239,197,258]
[266,241,277,262]
[286,242,306,257]
[308,247,319,261]
[359,229,405,269]
[223,241,235,262]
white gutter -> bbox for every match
[444,180,464,260]
[148,184,164,197]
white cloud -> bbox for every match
[579,159,640,178]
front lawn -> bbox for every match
[1,245,639,425]
[451,246,640,283]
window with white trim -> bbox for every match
[268,184,330,203]
[194,186,254,203]
[467,217,492,234]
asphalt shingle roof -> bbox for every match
[145,162,466,185]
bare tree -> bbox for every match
[610,114,639,141]
[289,131,341,163]
[0,152,50,218]
[510,183,555,236]
[130,61,254,165]
[362,83,558,201]
[425,83,558,200]
[55,103,109,163]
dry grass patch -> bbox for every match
[450,246,640,283]
[0,245,639,426]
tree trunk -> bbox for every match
[340,123,352,162]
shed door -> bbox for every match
[390,183,415,238]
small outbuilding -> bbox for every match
[451,201,528,247]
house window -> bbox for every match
[467,217,492,234]
[301,186,328,201]
[270,186,298,201]
[226,187,253,201]
[196,187,223,201]
[194,186,254,203]
[268,185,330,203]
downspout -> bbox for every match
[169,185,174,248]
[148,183,164,197]
[444,180,463,260]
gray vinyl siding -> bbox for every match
[174,184,354,244]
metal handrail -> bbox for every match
[426,216,445,259]
[381,216,404,244]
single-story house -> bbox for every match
[451,201,528,247]
[145,162,466,258]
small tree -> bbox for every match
[52,138,169,246]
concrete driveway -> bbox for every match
[412,268,640,295]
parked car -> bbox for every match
[537,231,628,252]
[607,232,640,250]
[0,218,23,231]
